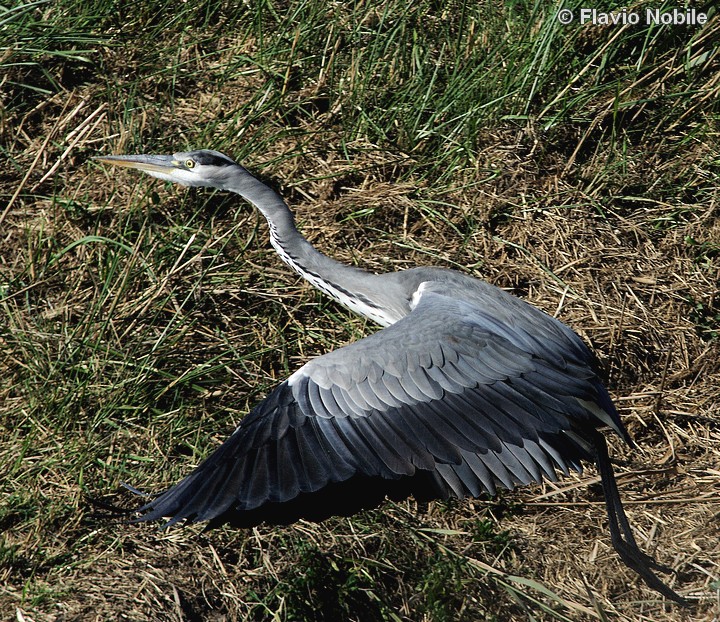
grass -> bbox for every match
[2,0,720,620]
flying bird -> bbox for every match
[95,149,683,603]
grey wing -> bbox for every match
[135,286,626,527]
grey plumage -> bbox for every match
[94,149,685,603]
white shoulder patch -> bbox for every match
[410,281,429,311]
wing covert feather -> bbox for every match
[136,286,626,526]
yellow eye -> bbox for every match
[185,159,195,168]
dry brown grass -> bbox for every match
[3,3,720,621]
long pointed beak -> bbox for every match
[93,154,179,175]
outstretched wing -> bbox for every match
[135,284,626,527]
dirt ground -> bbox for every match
[2,8,720,622]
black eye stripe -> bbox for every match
[188,151,235,167]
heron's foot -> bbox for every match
[612,538,687,606]
[617,540,674,574]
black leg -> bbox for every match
[592,431,687,605]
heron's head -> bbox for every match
[94,149,246,191]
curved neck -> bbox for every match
[227,171,402,326]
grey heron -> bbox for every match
[95,149,684,603]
